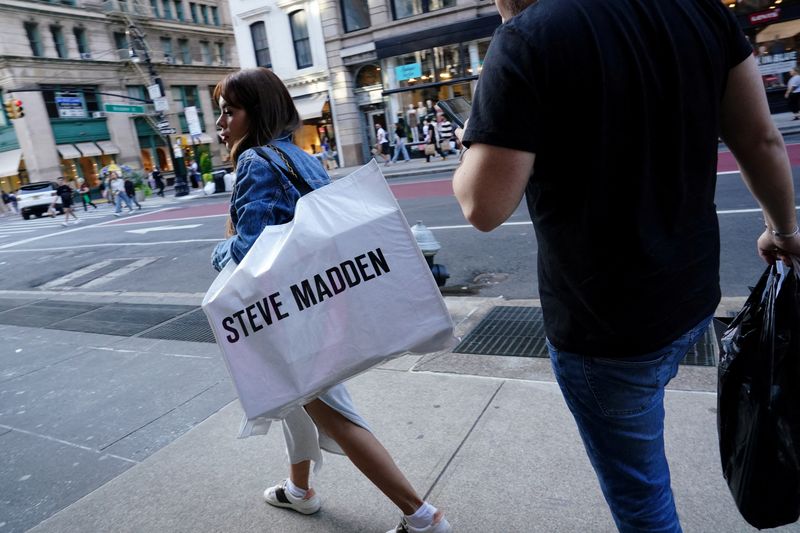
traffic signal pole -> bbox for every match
[125,23,189,196]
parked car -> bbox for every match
[17,182,62,220]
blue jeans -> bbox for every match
[547,315,712,533]
[391,139,410,162]
[114,191,134,213]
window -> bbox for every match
[150,0,160,17]
[211,6,220,25]
[391,0,455,20]
[189,2,198,23]
[199,41,212,65]
[73,27,90,57]
[171,85,199,108]
[178,38,191,64]
[162,0,173,19]
[340,0,370,32]
[215,42,225,65]
[289,10,312,69]
[50,25,67,58]
[113,31,129,60]
[160,37,173,62]
[200,4,209,24]
[250,21,271,68]
[174,0,185,20]
[24,22,43,57]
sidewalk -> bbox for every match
[14,291,789,533]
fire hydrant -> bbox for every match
[411,220,449,287]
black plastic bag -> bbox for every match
[718,263,800,529]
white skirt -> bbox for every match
[238,383,371,474]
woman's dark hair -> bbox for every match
[213,68,300,168]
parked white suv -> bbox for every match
[17,182,62,220]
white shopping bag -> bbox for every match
[202,160,456,421]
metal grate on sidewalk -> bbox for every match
[453,306,717,366]
[139,308,216,343]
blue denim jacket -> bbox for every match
[211,135,330,271]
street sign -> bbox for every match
[184,106,202,136]
[156,120,170,128]
[153,97,169,112]
[158,127,177,135]
[104,103,145,114]
[148,84,162,99]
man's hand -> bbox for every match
[453,119,468,143]
[757,228,800,265]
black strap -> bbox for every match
[274,486,291,504]
[253,146,313,197]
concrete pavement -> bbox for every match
[2,290,793,533]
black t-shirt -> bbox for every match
[463,0,752,357]
[56,185,72,202]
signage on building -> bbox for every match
[184,106,202,136]
[395,63,422,82]
[55,93,86,118]
[757,51,797,75]
[750,8,781,25]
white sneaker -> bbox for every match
[72,219,80,225]
[263,480,321,515]
[61,222,68,227]
[387,513,452,533]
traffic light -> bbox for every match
[3,99,16,120]
[3,99,23,120]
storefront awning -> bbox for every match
[75,142,102,157]
[294,93,327,121]
[96,140,120,155]
[0,149,22,178]
[756,19,800,43]
[56,144,81,160]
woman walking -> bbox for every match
[78,178,97,211]
[210,67,451,533]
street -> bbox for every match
[0,163,793,300]
[1,154,799,532]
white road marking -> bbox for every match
[80,257,159,288]
[39,259,117,289]
[125,224,202,235]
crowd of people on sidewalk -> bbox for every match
[372,103,459,167]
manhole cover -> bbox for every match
[453,306,716,366]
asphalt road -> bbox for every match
[0,165,793,300]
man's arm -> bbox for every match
[720,55,800,263]
[452,141,535,232]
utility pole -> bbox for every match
[126,23,189,196]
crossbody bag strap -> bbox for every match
[252,146,313,197]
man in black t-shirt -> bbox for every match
[54,177,78,226]
[453,0,800,530]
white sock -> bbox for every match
[405,501,436,529]
[285,478,308,499]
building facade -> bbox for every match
[227,0,337,168]
[319,0,499,166]
[0,0,238,191]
